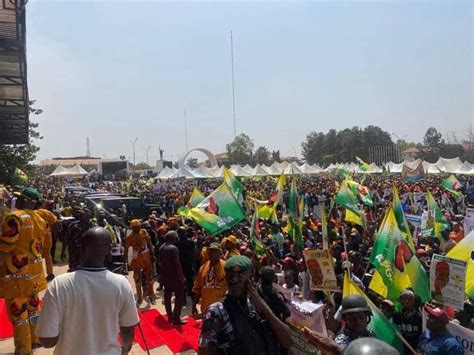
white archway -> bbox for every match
[179,148,218,169]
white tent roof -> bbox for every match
[156,166,175,179]
[434,157,464,173]
[253,164,270,176]
[230,165,249,177]
[212,166,225,178]
[191,166,214,179]
[459,161,474,175]
[49,165,88,177]
[365,163,382,174]
[283,162,304,175]
[49,165,67,177]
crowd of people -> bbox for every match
[1,171,473,354]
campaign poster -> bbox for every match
[303,249,338,292]
[430,254,467,310]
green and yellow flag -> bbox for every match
[427,190,449,239]
[14,167,28,185]
[223,167,245,203]
[321,205,329,249]
[335,184,361,217]
[178,187,205,217]
[288,176,303,248]
[344,273,404,353]
[369,209,430,302]
[355,156,369,172]
[344,179,373,207]
[250,207,266,256]
[188,183,245,235]
[258,174,285,222]
[441,175,461,197]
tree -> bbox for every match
[133,162,152,170]
[254,146,270,165]
[226,133,254,165]
[423,127,445,148]
[301,125,393,164]
[271,150,281,163]
[0,101,43,183]
[186,158,198,169]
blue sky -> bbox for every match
[28,0,473,163]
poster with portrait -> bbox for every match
[303,249,338,292]
[464,208,474,234]
[430,254,467,310]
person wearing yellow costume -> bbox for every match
[0,188,47,354]
[34,202,58,281]
[124,219,156,306]
[222,235,240,260]
[192,242,227,317]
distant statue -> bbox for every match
[159,147,164,160]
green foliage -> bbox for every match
[254,146,270,165]
[0,101,43,184]
[301,125,393,164]
[226,133,254,165]
[186,158,198,169]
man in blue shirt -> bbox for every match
[418,306,464,355]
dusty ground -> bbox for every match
[0,256,197,355]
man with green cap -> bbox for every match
[198,255,292,355]
[0,187,48,353]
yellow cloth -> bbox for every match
[0,209,47,299]
[124,229,152,270]
[193,260,227,312]
[225,248,240,260]
[34,209,57,275]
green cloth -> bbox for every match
[224,255,252,271]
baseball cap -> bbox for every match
[425,306,449,325]
[399,289,415,299]
[224,255,252,271]
[208,242,221,251]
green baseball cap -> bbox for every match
[208,242,221,251]
[224,255,252,271]
[18,187,42,202]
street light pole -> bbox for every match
[130,138,138,168]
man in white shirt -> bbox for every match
[37,227,139,355]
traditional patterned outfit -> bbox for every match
[193,259,227,313]
[0,209,47,353]
[34,208,57,276]
[124,228,154,300]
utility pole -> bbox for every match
[130,138,138,167]
[231,30,236,139]
[184,109,189,151]
[142,145,152,166]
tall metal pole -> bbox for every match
[184,109,189,151]
[130,138,138,167]
[231,30,236,139]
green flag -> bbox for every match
[288,176,303,248]
[369,209,430,302]
[335,184,361,217]
[321,205,329,249]
[14,167,28,185]
[223,167,244,202]
[392,185,430,301]
[427,191,449,239]
[188,183,245,235]
[344,273,404,353]
[441,175,461,197]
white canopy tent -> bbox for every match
[49,165,88,178]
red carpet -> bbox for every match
[134,309,201,353]
[1,299,201,352]
[0,299,13,340]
